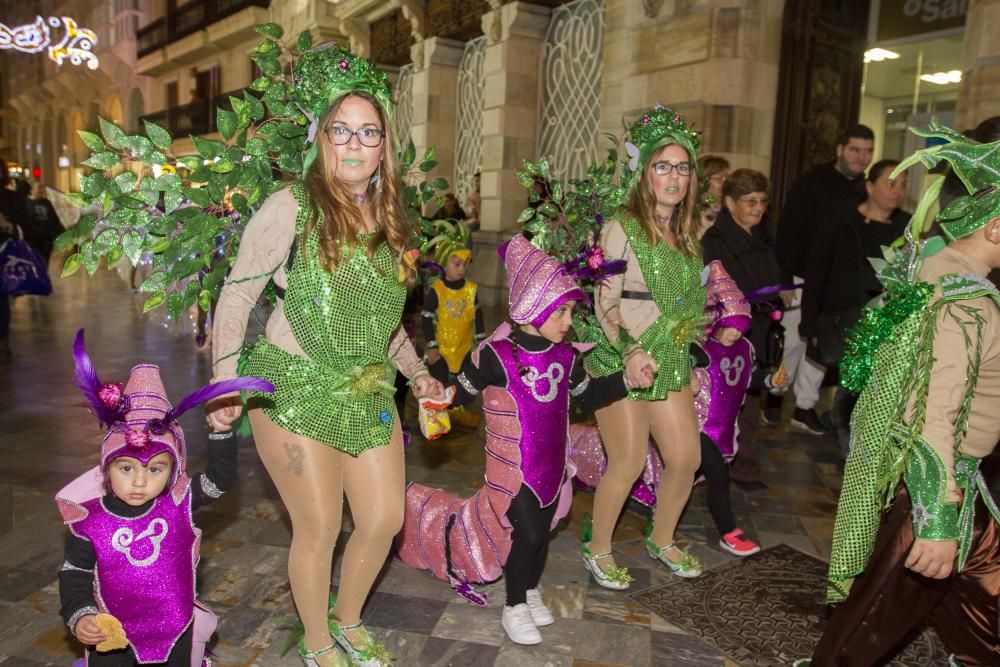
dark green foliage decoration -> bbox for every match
[58,23,447,319]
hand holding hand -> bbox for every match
[205,392,243,432]
[412,373,445,401]
[74,615,107,646]
[904,538,957,579]
[624,349,657,389]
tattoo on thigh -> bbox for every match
[284,442,305,476]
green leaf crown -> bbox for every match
[292,43,394,125]
[622,104,701,192]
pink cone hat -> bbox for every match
[499,235,587,327]
[704,260,751,333]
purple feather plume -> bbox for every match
[72,329,119,426]
[165,377,275,424]
[421,260,445,276]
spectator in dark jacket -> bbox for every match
[0,158,31,362]
[702,169,782,493]
[771,124,875,434]
[802,159,911,458]
[27,180,63,264]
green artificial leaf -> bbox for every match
[106,245,124,267]
[54,229,78,251]
[143,290,166,313]
[217,109,238,140]
[164,188,183,214]
[81,241,99,275]
[179,156,202,171]
[538,202,559,218]
[432,177,448,191]
[62,253,83,277]
[149,237,172,253]
[114,171,137,193]
[401,140,416,169]
[81,173,108,197]
[211,159,235,174]
[167,291,185,320]
[99,117,128,149]
[252,54,281,77]
[198,289,212,311]
[228,95,246,116]
[296,29,312,52]
[78,130,105,152]
[140,271,169,293]
[126,135,156,161]
[250,76,271,92]
[255,23,283,39]
[143,120,173,149]
[122,230,143,265]
[245,137,268,156]
[517,207,536,223]
[192,135,225,159]
[83,152,121,170]
[93,228,119,253]
[186,187,212,207]
[419,159,438,173]
[423,146,437,161]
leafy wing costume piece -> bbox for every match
[60,25,447,320]
[828,120,1000,603]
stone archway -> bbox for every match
[127,88,145,134]
[106,95,125,127]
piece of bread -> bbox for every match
[94,613,129,652]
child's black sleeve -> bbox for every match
[59,534,98,632]
[421,287,439,348]
[451,343,503,407]
[568,354,628,411]
[191,433,238,511]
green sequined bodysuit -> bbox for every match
[243,183,407,455]
[583,214,706,400]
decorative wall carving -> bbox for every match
[455,36,487,203]
[369,9,414,66]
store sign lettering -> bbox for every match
[876,0,966,41]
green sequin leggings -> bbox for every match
[248,409,406,656]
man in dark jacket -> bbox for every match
[772,125,874,435]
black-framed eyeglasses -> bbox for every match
[738,196,769,207]
[652,160,693,176]
[324,125,385,147]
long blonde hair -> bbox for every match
[624,144,701,256]
[302,92,413,284]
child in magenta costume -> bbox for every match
[397,235,653,646]
[56,331,272,666]
[571,261,784,556]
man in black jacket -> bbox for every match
[771,125,874,435]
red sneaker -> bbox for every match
[720,529,761,557]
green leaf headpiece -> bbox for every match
[621,104,701,193]
[422,219,472,267]
[893,118,1000,240]
[292,43,394,173]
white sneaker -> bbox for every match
[525,588,554,626]
[502,604,542,645]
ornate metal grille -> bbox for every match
[455,36,486,204]
[538,0,604,182]
[392,63,414,153]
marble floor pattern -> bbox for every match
[0,265,959,667]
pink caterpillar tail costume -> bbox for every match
[571,260,754,504]
[56,330,273,666]
[396,236,628,604]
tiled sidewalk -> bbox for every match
[0,267,893,666]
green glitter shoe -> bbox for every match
[581,542,634,590]
[298,639,351,667]
[645,537,702,578]
[330,620,395,666]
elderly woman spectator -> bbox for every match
[701,168,781,493]
[801,159,910,457]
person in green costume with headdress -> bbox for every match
[205,44,444,667]
[579,105,708,586]
[800,122,1000,666]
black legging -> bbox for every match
[698,433,736,536]
[504,485,557,606]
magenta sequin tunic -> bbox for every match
[397,336,576,587]
[67,489,198,663]
[700,337,753,459]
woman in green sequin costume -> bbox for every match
[580,106,708,587]
[206,46,443,667]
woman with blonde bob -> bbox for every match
[580,105,707,587]
[206,45,442,667]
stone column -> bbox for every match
[956,0,1000,130]
[408,37,464,195]
[600,0,783,173]
[472,2,550,308]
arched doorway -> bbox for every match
[106,95,124,127]
[128,88,145,134]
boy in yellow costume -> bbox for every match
[422,221,485,427]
